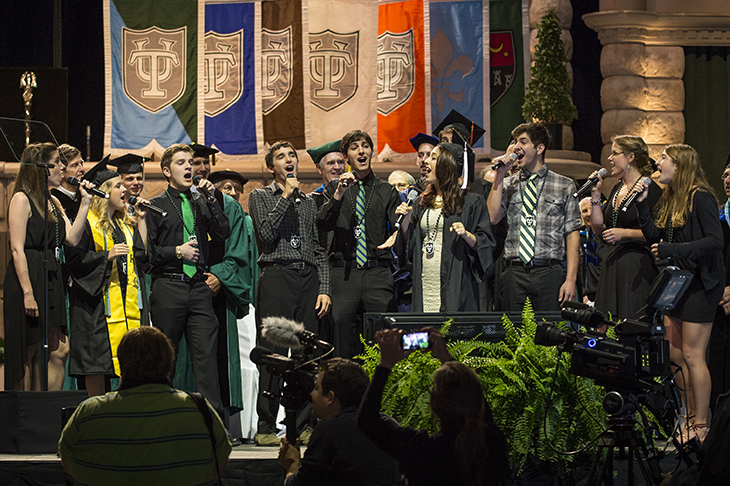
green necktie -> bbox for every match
[355,180,367,267]
[519,173,538,264]
[180,192,196,277]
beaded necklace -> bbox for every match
[424,207,442,256]
[48,198,61,261]
[666,201,675,243]
[610,177,642,228]
[165,189,197,242]
[346,179,376,238]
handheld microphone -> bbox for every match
[128,195,168,217]
[572,168,609,199]
[249,346,296,375]
[286,173,304,204]
[621,177,652,212]
[395,189,418,230]
[491,153,518,171]
[341,172,355,188]
[66,176,109,199]
[261,316,334,351]
[192,175,215,203]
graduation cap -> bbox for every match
[432,110,485,148]
[83,155,118,187]
[307,139,342,167]
[438,142,472,189]
[208,169,249,188]
[109,153,146,175]
[409,133,439,152]
[190,143,219,165]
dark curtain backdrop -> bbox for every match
[684,46,730,199]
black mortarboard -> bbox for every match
[83,155,118,187]
[432,110,485,148]
[109,153,146,175]
[306,140,342,167]
[190,143,219,165]
[208,169,249,187]
[438,142,474,186]
[409,133,439,152]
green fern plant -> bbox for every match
[358,301,608,475]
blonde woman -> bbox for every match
[66,158,149,396]
[4,143,93,390]
[635,144,724,444]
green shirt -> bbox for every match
[59,383,232,485]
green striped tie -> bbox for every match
[519,173,538,264]
[356,180,367,266]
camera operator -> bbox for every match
[357,329,510,486]
[278,357,400,486]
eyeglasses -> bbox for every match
[609,150,624,158]
[393,182,410,190]
[721,173,730,181]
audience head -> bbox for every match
[311,358,369,421]
[118,327,175,388]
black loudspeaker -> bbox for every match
[363,311,563,345]
[0,391,88,453]
[0,67,68,162]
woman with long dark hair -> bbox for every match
[589,135,662,320]
[634,144,723,444]
[357,328,510,486]
[66,159,149,397]
[4,143,93,390]
[393,144,493,311]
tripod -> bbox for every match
[586,394,663,486]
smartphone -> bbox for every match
[401,331,430,351]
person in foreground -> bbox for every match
[278,357,400,486]
[59,326,231,485]
[634,144,724,444]
[357,328,510,486]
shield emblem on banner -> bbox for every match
[309,30,359,112]
[490,31,516,107]
[262,27,293,115]
[377,30,415,116]
[204,30,243,117]
[123,26,186,114]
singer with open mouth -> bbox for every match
[132,143,230,420]
[249,141,331,444]
[588,135,662,321]
[383,143,494,312]
[487,123,581,313]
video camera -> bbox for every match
[249,317,334,442]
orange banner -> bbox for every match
[376,0,427,154]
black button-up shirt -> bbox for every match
[133,186,230,276]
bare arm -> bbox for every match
[559,230,579,304]
[8,193,38,317]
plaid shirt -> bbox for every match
[499,164,581,261]
[249,182,330,296]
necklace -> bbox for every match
[424,207,442,256]
[346,179,377,240]
[666,201,675,243]
[165,189,197,242]
[48,199,61,262]
[610,178,642,228]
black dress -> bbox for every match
[594,181,662,320]
[4,191,67,389]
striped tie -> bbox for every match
[356,180,367,266]
[519,173,538,264]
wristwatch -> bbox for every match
[176,246,183,259]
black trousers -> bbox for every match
[498,262,565,313]
[149,278,223,417]
[331,265,395,359]
[255,265,319,434]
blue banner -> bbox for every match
[429,1,484,148]
[204,2,257,154]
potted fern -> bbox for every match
[522,7,578,149]
[359,302,607,479]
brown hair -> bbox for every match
[319,358,369,409]
[15,143,60,222]
[117,327,174,387]
[611,135,653,177]
[264,141,297,168]
[340,130,374,155]
[420,147,465,216]
[511,122,551,157]
[655,144,717,229]
[160,143,193,178]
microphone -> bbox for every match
[192,175,215,203]
[491,153,518,171]
[261,316,334,351]
[249,346,296,375]
[572,168,609,199]
[621,177,652,212]
[395,189,418,230]
[341,171,354,188]
[128,195,168,217]
[286,173,305,204]
[67,176,109,199]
